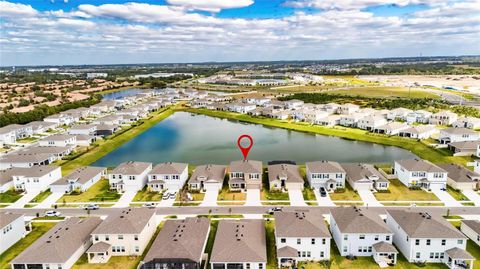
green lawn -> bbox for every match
[374,179,439,201]
[0,222,56,269]
[217,188,246,201]
[133,187,162,202]
[261,190,289,200]
[326,86,440,99]
[60,107,174,174]
[446,186,470,201]
[58,179,120,203]
[182,108,469,167]
[16,137,38,143]
[467,240,480,269]
[0,189,23,203]
[205,220,219,269]
[29,189,52,203]
[265,220,278,269]
[302,188,316,201]
[330,184,361,201]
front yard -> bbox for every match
[29,189,52,203]
[0,222,56,269]
[217,188,246,201]
[329,184,361,201]
[374,179,439,201]
[133,187,163,202]
[58,179,120,203]
[0,189,23,203]
[446,186,470,201]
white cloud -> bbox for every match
[165,0,254,12]
[0,1,38,17]
[284,0,447,10]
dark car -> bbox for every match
[319,187,327,197]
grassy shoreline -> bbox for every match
[179,107,470,166]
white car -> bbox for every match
[143,202,156,208]
[45,210,61,217]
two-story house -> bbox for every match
[394,159,447,190]
[228,160,263,191]
[275,210,331,267]
[0,213,29,254]
[439,128,479,144]
[429,111,458,126]
[305,161,346,191]
[147,162,188,191]
[357,116,387,131]
[12,165,62,193]
[39,134,77,147]
[109,161,153,192]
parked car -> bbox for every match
[319,187,327,197]
[83,204,99,210]
[268,207,282,214]
[45,210,61,217]
[143,202,156,208]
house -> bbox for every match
[272,110,291,120]
[188,164,226,192]
[284,99,304,110]
[305,161,345,191]
[429,111,458,126]
[226,103,257,114]
[246,98,271,106]
[304,110,329,123]
[210,219,267,269]
[95,124,119,137]
[398,125,438,140]
[0,153,53,169]
[387,108,412,121]
[11,165,62,193]
[22,146,73,160]
[39,134,77,147]
[228,160,263,191]
[25,121,57,134]
[88,208,157,263]
[386,210,474,269]
[147,162,188,191]
[11,217,102,269]
[339,113,365,128]
[374,122,409,135]
[68,124,97,135]
[394,159,447,190]
[406,110,432,124]
[448,141,480,156]
[357,115,387,131]
[338,103,360,115]
[439,128,479,144]
[330,207,396,265]
[44,113,74,126]
[0,213,30,254]
[94,115,123,125]
[453,117,480,129]
[74,135,96,146]
[316,115,341,127]
[324,103,340,114]
[140,218,210,269]
[109,161,153,192]
[438,164,479,191]
[460,220,480,246]
[275,210,331,267]
[268,163,304,191]
[341,163,389,191]
[50,166,107,193]
[0,126,17,144]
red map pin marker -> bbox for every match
[237,135,253,161]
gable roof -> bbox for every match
[149,162,188,175]
[268,164,304,184]
[0,212,24,229]
[229,160,263,174]
[462,220,480,234]
[189,164,226,184]
[306,161,346,174]
[92,208,155,234]
[275,210,330,238]
[111,161,152,175]
[341,163,387,183]
[51,166,106,186]
[438,163,480,183]
[330,207,391,234]
[395,159,446,173]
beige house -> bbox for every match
[268,163,304,191]
[228,160,263,191]
[438,164,479,191]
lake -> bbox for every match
[93,112,416,167]
[102,88,161,100]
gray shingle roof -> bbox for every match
[149,162,188,175]
[462,220,480,234]
[275,210,330,238]
[111,161,152,175]
[306,161,345,174]
[387,210,466,239]
[188,164,226,184]
[87,242,111,253]
[0,165,59,178]
[210,219,267,263]
[51,166,106,186]
[372,242,398,253]
[11,217,102,264]
[229,160,263,174]
[268,164,304,184]
[330,207,391,234]
[445,247,474,260]
[277,246,298,258]
[0,212,23,229]
[442,127,477,135]
[92,208,156,234]
[341,163,387,183]
[395,159,446,173]
[438,164,480,183]
[143,218,210,263]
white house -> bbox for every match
[330,207,397,265]
[429,111,458,126]
[394,159,447,190]
[50,166,107,193]
[305,161,345,191]
[109,161,152,192]
[275,211,331,267]
[210,219,266,269]
[338,103,360,115]
[147,162,188,191]
[11,217,102,269]
[453,117,480,129]
[226,103,257,114]
[0,153,54,169]
[460,220,480,246]
[228,160,263,191]
[0,126,17,144]
[387,108,412,121]
[39,134,77,147]
[358,116,387,131]
[188,164,226,192]
[88,208,157,262]
[398,125,438,140]
[44,113,74,126]
[324,103,340,114]
[316,115,341,127]
[284,99,304,110]
[339,113,366,128]
[12,165,62,193]
[374,122,409,135]
[68,124,97,135]
[0,213,29,254]
[386,210,474,269]
[341,163,390,191]
[25,121,57,135]
[406,110,432,124]
[439,128,479,144]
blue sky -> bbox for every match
[1,0,479,66]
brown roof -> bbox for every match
[0,212,23,229]
[275,210,330,238]
[51,166,106,186]
[111,161,152,175]
[229,160,263,174]
[11,217,101,264]
[0,165,59,178]
[143,218,210,263]
[149,162,188,175]
[445,247,474,260]
[330,207,391,234]
[448,141,480,151]
[268,164,304,184]
[306,161,345,174]
[341,163,387,183]
[395,159,446,173]
[277,246,298,258]
[188,164,226,184]
[372,242,398,253]
[87,242,111,253]
[438,164,480,183]
[387,210,466,239]
[442,128,477,135]
[92,208,156,234]
[210,219,267,263]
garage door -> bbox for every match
[429,183,445,190]
[355,183,372,191]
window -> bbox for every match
[457,239,463,245]
[311,238,315,245]
[359,235,365,240]
[135,246,139,252]
[343,235,348,240]
[58,265,62,269]
[426,239,431,246]
[134,235,139,241]
[306,251,311,258]
[416,253,421,259]
[246,264,250,269]
[105,235,110,241]
[429,253,434,259]
[297,238,301,244]
[118,235,123,240]
[45,265,49,269]
[343,246,348,253]
[374,235,379,241]
[94,235,99,241]
[386,235,390,241]
[322,238,326,244]
[280,238,286,243]
[259,264,263,269]
[441,239,446,246]
[320,251,324,258]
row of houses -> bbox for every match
[3,208,478,269]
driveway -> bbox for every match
[431,189,462,207]
[35,192,64,209]
[201,187,219,207]
[288,189,307,206]
[462,190,480,206]
[112,190,137,208]
[358,189,383,207]
[313,189,335,206]
[158,196,175,207]
[245,189,261,206]
[8,191,40,209]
